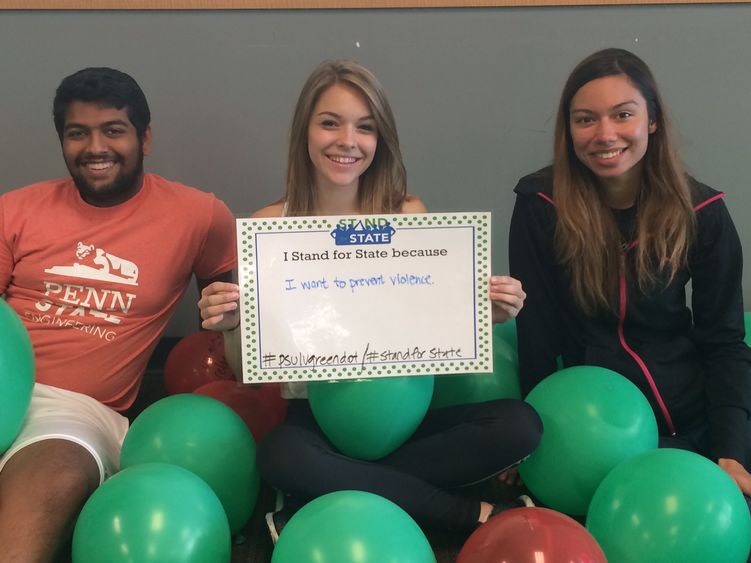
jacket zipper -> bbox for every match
[617,244,676,435]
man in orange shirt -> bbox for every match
[0,67,236,562]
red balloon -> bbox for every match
[457,507,606,563]
[163,331,235,395]
[193,380,288,442]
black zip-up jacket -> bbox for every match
[509,166,751,465]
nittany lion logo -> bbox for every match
[44,242,139,286]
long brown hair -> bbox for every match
[553,48,694,315]
[284,59,407,216]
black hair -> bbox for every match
[53,67,151,141]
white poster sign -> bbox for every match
[236,212,492,383]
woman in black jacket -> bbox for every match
[509,47,751,498]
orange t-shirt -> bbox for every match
[0,173,236,410]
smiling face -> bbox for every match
[569,74,656,197]
[62,100,152,207]
[307,83,377,194]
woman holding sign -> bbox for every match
[509,48,751,496]
[199,59,541,541]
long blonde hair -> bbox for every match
[284,60,407,216]
[553,48,695,315]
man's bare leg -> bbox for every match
[0,439,100,563]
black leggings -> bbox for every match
[256,398,542,530]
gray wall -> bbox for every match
[1,7,749,336]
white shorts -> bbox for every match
[0,383,129,484]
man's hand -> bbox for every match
[198,281,240,331]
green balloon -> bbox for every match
[520,366,658,515]
[120,394,259,534]
[744,312,751,348]
[308,376,434,460]
[272,490,436,563]
[493,319,517,350]
[587,449,751,562]
[431,338,520,408]
[0,299,35,453]
[73,463,230,563]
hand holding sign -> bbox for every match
[198,281,240,331]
